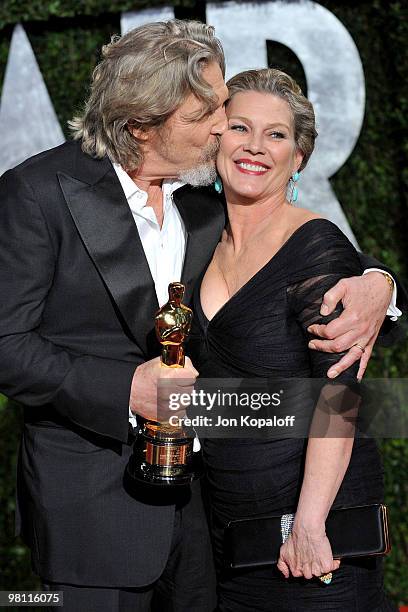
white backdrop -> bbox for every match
[0,1,365,244]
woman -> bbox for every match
[190,69,395,611]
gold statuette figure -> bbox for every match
[155,282,193,368]
[126,282,195,486]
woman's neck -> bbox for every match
[225,190,289,253]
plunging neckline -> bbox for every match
[199,218,329,325]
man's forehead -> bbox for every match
[201,76,229,116]
[167,63,228,124]
[217,81,229,105]
[202,62,229,102]
[179,88,227,116]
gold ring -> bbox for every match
[319,572,333,584]
[353,343,366,353]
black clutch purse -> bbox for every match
[224,503,391,569]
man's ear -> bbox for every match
[128,124,150,142]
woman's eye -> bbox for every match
[230,124,247,132]
[269,131,285,139]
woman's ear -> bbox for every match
[293,148,304,174]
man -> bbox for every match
[0,19,403,612]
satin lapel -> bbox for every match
[58,165,158,355]
[173,187,226,305]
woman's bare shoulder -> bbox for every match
[288,206,323,226]
[283,207,325,239]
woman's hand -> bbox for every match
[277,522,340,580]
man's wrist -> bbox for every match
[363,268,402,321]
[129,365,141,425]
[380,272,394,293]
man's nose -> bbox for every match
[211,107,228,136]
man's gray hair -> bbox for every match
[69,20,225,170]
[226,68,317,171]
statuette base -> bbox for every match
[127,421,194,486]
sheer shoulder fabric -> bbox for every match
[286,219,363,381]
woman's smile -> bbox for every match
[234,158,270,175]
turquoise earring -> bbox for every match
[214,176,223,194]
[290,171,300,204]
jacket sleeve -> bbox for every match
[0,168,136,443]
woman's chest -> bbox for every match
[200,243,286,322]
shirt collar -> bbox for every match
[112,162,185,213]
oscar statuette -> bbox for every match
[126,282,195,486]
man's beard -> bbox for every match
[178,141,219,187]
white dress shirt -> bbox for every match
[112,163,186,308]
[112,163,187,430]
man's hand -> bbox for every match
[307,272,392,380]
[130,356,198,422]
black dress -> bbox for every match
[189,220,396,612]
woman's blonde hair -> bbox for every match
[69,20,225,170]
[226,68,317,171]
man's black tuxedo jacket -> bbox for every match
[0,140,225,587]
[0,140,404,587]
